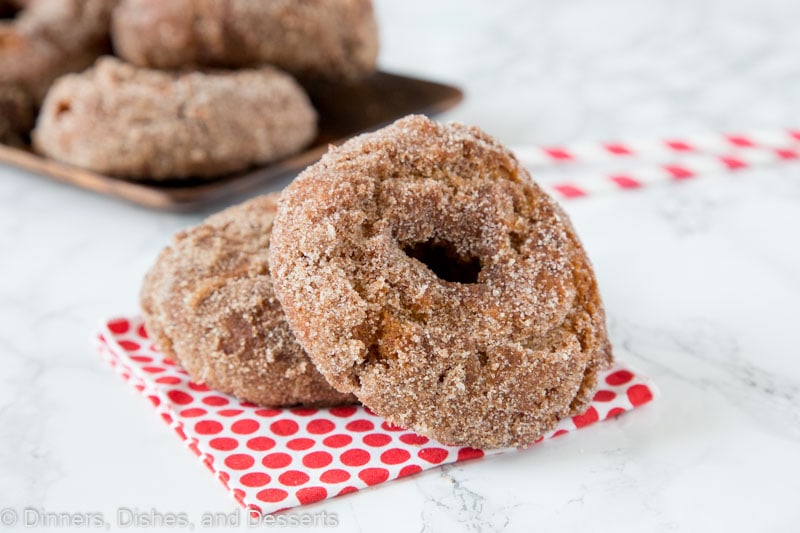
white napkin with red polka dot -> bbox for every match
[95,316,656,515]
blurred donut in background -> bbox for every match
[112,0,379,81]
[0,0,115,102]
[0,0,115,141]
[33,57,318,180]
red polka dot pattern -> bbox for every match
[203,396,229,406]
[340,449,370,467]
[278,470,310,486]
[270,419,299,436]
[593,390,616,402]
[303,451,333,469]
[605,369,634,386]
[287,438,315,451]
[225,454,255,470]
[118,340,140,351]
[345,420,374,432]
[363,433,392,447]
[97,316,657,517]
[240,472,270,487]
[418,447,448,464]
[296,486,327,505]
[626,384,654,406]
[572,406,599,428]
[457,448,485,462]
[306,419,335,434]
[262,453,292,469]
[209,437,238,451]
[107,318,130,334]
[320,469,350,484]
[246,437,275,451]
[231,419,260,434]
[359,467,389,485]
[380,448,410,464]
[399,464,422,477]
[256,488,287,503]
[194,420,222,434]
[322,434,352,448]
[167,390,194,405]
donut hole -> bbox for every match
[402,238,481,284]
[55,100,72,118]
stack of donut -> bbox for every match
[0,0,115,143]
[141,115,615,449]
[1,0,379,179]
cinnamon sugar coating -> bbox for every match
[112,0,378,81]
[140,194,355,408]
[270,115,613,448]
[33,57,317,180]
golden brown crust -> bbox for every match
[0,0,114,104]
[270,115,613,448]
[33,57,317,180]
[112,0,378,81]
[140,194,356,408]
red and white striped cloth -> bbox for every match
[514,129,800,199]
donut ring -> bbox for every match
[112,0,378,81]
[270,115,613,448]
[141,194,355,408]
[0,0,113,104]
[33,57,317,180]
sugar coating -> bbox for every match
[112,0,378,81]
[270,115,613,449]
[33,57,317,180]
[140,194,355,408]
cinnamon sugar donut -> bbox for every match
[0,0,114,104]
[33,57,317,180]
[112,0,378,81]
[270,115,613,448]
[141,194,355,408]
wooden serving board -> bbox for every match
[0,71,463,211]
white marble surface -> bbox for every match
[1,0,799,531]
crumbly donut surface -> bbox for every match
[270,115,613,448]
[33,57,317,180]
[112,0,378,81]
[140,194,355,408]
